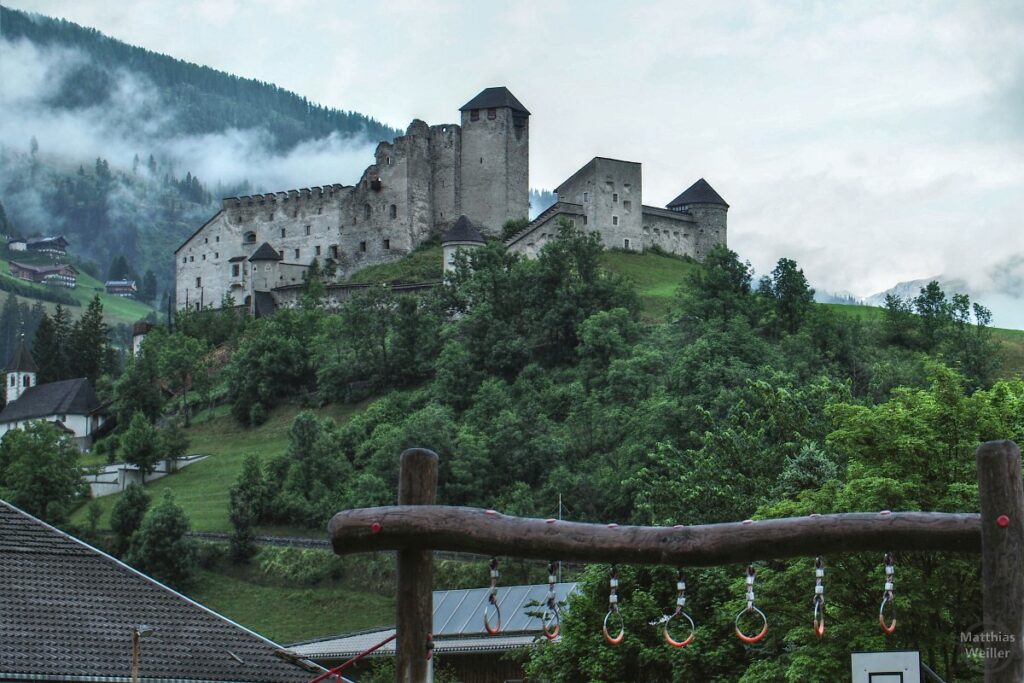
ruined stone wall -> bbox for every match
[460,107,528,235]
[641,207,697,257]
[430,123,461,231]
[175,119,462,310]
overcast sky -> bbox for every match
[5,0,1024,318]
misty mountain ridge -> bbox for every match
[0,5,402,301]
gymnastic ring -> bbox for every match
[483,600,502,635]
[542,605,560,639]
[735,605,768,644]
[879,595,896,635]
[603,609,625,645]
[664,610,696,648]
[813,597,825,638]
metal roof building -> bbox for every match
[288,583,578,683]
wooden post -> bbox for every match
[395,448,437,683]
[976,440,1024,683]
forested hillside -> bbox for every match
[0,6,400,304]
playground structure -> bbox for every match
[326,440,1022,683]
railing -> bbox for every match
[327,441,1023,683]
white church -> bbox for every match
[0,339,105,450]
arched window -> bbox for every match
[364,204,372,220]
[23,376,30,387]
[390,204,397,219]
[9,376,14,387]
[244,231,256,244]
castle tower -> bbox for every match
[666,178,729,261]
[459,87,530,236]
[5,337,37,405]
[441,215,486,273]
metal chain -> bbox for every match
[542,560,560,639]
[663,570,696,647]
[483,557,502,635]
[813,557,825,637]
[879,553,896,635]
[603,565,624,645]
[735,564,768,644]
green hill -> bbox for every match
[0,259,156,327]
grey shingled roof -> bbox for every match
[4,338,37,373]
[442,216,485,245]
[667,178,729,208]
[459,87,530,115]
[0,500,320,683]
[248,242,282,261]
[0,378,100,423]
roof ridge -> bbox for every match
[0,500,323,675]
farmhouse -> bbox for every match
[105,278,138,297]
[7,235,69,255]
[8,260,78,287]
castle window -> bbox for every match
[305,225,311,236]
[269,213,274,220]
[386,156,391,165]
[281,228,286,238]
[583,192,589,202]
[317,207,322,215]
[202,254,206,260]
[294,248,300,259]
[583,215,588,225]
[330,245,339,259]
[364,204,371,220]
[624,238,631,249]
[470,109,480,121]
[315,245,321,256]
[244,232,256,244]
[232,264,240,277]
[390,204,397,219]
[204,238,208,244]
[23,376,30,387]
[487,108,496,120]
[612,216,619,226]
[613,193,619,203]
[383,239,390,250]
[216,236,220,242]
[214,252,219,259]
[182,257,186,264]
[190,256,194,262]
[359,241,367,253]
[266,263,273,271]
[9,376,14,387]
[623,200,631,211]
[196,277,202,287]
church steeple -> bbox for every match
[5,336,37,405]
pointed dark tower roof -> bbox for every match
[248,242,283,261]
[5,338,37,374]
[667,178,729,209]
[460,87,530,115]
[442,216,486,244]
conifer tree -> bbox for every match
[31,314,62,383]
[68,295,112,382]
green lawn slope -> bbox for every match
[71,402,365,533]
[0,260,157,326]
[188,569,394,644]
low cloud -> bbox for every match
[0,35,379,202]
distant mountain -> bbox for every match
[864,261,1024,330]
[0,6,401,303]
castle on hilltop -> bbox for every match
[175,87,727,314]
